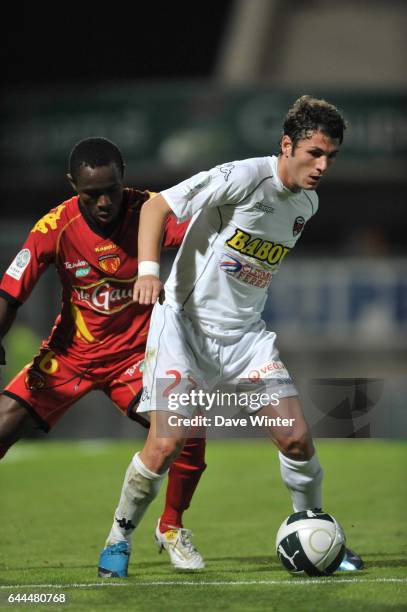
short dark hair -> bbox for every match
[281,95,347,152]
[69,137,125,182]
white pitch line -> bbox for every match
[0,583,128,589]
[0,578,406,589]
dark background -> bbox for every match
[3,3,232,84]
[1,1,406,254]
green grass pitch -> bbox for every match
[1,439,406,611]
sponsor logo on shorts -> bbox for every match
[293,216,305,236]
[124,360,144,377]
[248,361,287,383]
[218,163,235,182]
[6,248,31,280]
[98,254,121,274]
[225,229,290,266]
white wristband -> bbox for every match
[138,260,160,277]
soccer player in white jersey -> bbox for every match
[98,95,363,576]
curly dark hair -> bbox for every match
[281,95,347,153]
[69,137,125,182]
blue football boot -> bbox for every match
[98,541,130,578]
[338,547,364,571]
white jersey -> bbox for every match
[162,155,318,339]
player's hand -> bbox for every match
[133,275,163,305]
[0,343,5,365]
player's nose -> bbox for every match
[316,156,329,174]
[97,194,112,208]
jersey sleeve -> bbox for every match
[161,160,257,221]
[0,216,57,305]
[162,215,189,248]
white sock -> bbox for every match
[106,452,166,546]
[279,451,323,512]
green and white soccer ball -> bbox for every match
[276,510,346,576]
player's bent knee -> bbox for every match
[277,432,313,461]
[0,396,38,459]
[154,438,184,462]
[0,396,33,441]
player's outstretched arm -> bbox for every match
[0,297,18,364]
[133,194,172,305]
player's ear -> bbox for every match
[281,135,293,157]
[66,173,77,191]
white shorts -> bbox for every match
[138,302,298,418]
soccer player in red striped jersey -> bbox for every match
[0,137,206,574]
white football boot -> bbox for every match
[155,520,205,570]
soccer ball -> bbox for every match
[276,510,346,576]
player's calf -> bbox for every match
[0,396,38,459]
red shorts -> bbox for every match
[2,347,149,432]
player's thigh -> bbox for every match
[260,396,314,459]
[138,303,209,416]
[104,352,150,428]
[226,324,298,403]
[2,348,95,431]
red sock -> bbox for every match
[159,437,206,532]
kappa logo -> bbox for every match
[218,163,235,182]
[31,205,65,234]
[254,201,274,214]
[226,229,290,266]
[115,517,135,531]
[141,386,151,402]
[185,175,212,201]
[95,243,117,253]
[98,254,121,274]
[293,216,305,236]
